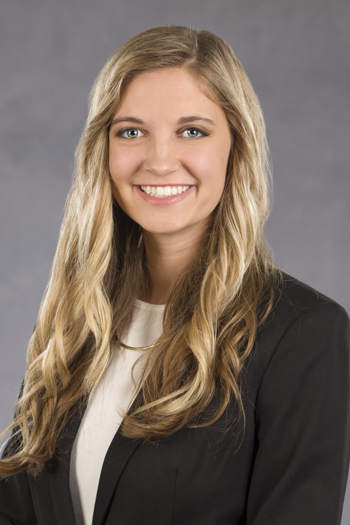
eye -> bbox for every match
[181,127,208,139]
[117,128,145,139]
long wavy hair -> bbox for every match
[0,25,278,476]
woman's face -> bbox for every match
[109,67,231,241]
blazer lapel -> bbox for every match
[48,404,86,525]
[92,430,140,525]
[38,397,140,525]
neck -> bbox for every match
[142,225,208,304]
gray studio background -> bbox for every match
[1,0,349,521]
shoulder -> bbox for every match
[244,271,350,391]
[247,271,350,431]
[244,274,350,524]
[274,270,348,317]
[262,270,349,347]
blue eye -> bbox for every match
[117,128,144,139]
[181,128,208,138]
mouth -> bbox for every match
[139,185,191,198]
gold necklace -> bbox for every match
[119,340,158,351]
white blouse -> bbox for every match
[69,299,165,525]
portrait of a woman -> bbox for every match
[0,25,349,525]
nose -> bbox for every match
[143,136,180,177]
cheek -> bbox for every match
[109,168,122,200]
[191,144,228,185]
[109,147,123,179]
[109,152,126,201]
[109,147,137,189]
[109,148,141,215]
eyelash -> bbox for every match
[115,126,209,139]
[180,127,209,138]
[116,128,144,139]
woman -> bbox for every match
[0,25,349,525]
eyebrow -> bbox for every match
[177,116,215,126]
[110,115,216,127]
[111,117,144,127]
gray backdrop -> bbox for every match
[1,0,349,521]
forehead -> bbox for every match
[115,67,224,119]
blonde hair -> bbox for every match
[0,25,278,476]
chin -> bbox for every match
[141,220,191,235]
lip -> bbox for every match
[134,185,196,206]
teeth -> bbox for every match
[140,185,190,197]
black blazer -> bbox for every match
[1,274,349,525]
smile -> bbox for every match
[140,185,190,197]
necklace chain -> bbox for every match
[119,340,158,351]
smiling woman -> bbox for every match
[109,67,231,255]
[0,25,349,525]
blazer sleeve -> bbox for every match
[0,471,37,525]
[0,394,38,524]
[246,302,350,524]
